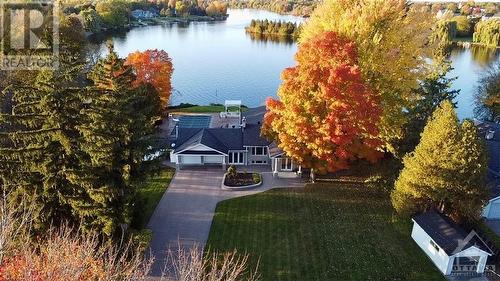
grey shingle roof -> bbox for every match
[243,124,272,146]
[413,211,492,256]
[173,128,244,154]
[242,106,266,125]
[476,121,500,199]
[173,107,272,153]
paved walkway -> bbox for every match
[147,167,304,277]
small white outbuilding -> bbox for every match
[411,211,493,276]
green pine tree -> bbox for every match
[391,100,488,223]
[398,60,460,155]
[0,16,87,232]
[76,42,161,236]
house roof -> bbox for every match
[476,121,500,199]
[268,142,284,158]
[243,124,272,146]
[174,128,243,154]
[242,106,266,125]
[477,121,500,173]
[413,211,492,256]
[172,107,272,154]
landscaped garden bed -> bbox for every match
[224,172,261,187]
[222,165,262,189]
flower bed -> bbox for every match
[224,172,261,187]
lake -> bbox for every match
[89,9,499,120]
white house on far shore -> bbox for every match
[411,211,493,276]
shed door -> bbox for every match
[490,202,500,218]
[181,155,202,165]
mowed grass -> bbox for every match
[133,167,175,229]
[206,183,444,281]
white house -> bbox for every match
[477,122,500,219]
[412,211,493,276]
[169,106,301,177]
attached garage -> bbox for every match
[180,155,202,165]
[203,156,223,164]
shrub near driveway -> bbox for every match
[207,183,444,281]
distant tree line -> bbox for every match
[433,17,499,48]
[160,0,228,18]
[62,0,229,33]
[245,19,302,40]
[227,0,317,17]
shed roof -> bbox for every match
[413,211,492,256]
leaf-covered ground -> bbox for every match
[206,183,444,281]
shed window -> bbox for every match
[430,240,440,252]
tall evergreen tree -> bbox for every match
[398,60,460,155]
[0,16,87,232]
[76,42,161,236]
[391,101,488,223]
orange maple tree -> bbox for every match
[263,31,383,176]
[125,49,174,110]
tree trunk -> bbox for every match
[310,168,315,183]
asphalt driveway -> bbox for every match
[147,167,304,276]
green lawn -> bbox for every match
[132,167,175,229]
[206,183,444,281]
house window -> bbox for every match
[251,147,268,156]
[281,158,292,171]
[229,152,244,164]
[430,240,440,252]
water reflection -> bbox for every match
[246,32,295,45]
[469,46,498,66]
[449,46,499,119]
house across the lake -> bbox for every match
[477,121,500,219]
[131,8,159,19]
[412,211,493,276]
[169,101,302,177]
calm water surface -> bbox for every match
[90,9,499,119]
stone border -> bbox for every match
[221,173,263,190]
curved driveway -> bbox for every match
[147,167,304,276]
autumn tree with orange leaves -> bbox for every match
[126,49,174,111]
[263,31,382,180]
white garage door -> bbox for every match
[490,202,500,218]
[181,155,202,165]
[204,156,222,164]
